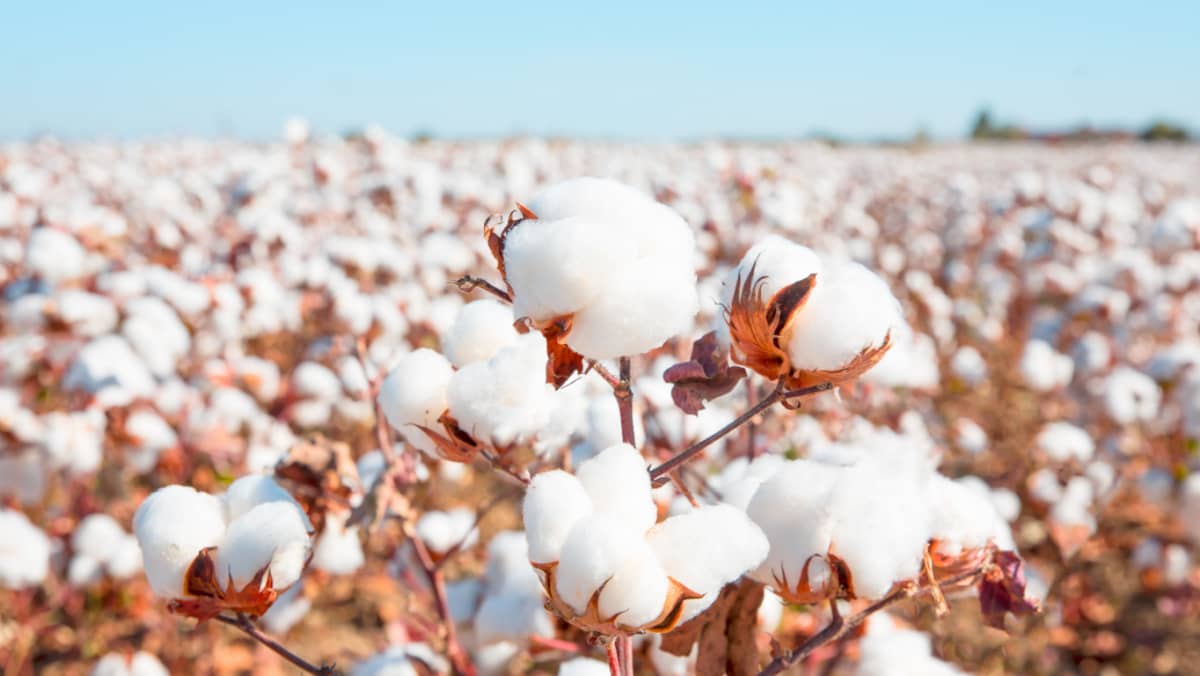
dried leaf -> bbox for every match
[978,550,1040,629]
[413,414,481,463]
[518,315,585,388]
[660,578,765,676]
[274,435,361,534]
[663,331,748,414]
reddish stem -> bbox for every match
[606,640,621,676]
[215,614,338,675]
[410,537,477,676]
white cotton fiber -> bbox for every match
[73,513,126,563]
[554,514,640,614]
[596,535,670,628]
[1035,422,1094,463]
[133,486,227,598]
[786,257,901,372]
[214,501,312,591]
[484,531,542,597]
[503,215,623,322]
[856,616,965,676]
[523,470,593,564]
[0,508,52,589]
[293,362,342,401]
[442,299,519,367]
[1102,367,1161,424]
[63,334,156,407]
[312,513,364,575]
[715,454,787,511]
[722,236,824,312]
[415,508,478,555]
[377,349,454,456]
[26,227,85,283]
[223,475,311,528]
[91,651,170,676]
[557,658,611,676]
[1020,339,1074,391]
[950,346,988,384]
[929,476,1014,553]
[475,593,555,645]
[647,504,768,623]
[746,460,840,590]
[447,331,555,447]
[574,443,657,535]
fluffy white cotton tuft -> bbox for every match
[215,501,312,591]
[523,470,593,564]
[312,513,364,575]
[447,331,555,447]
[554,514,641,613]
[91,651,170,676]
[0,508,52,589]
[856,616,965,676]
[415,508,479,555]
[133,486,226,598]
[574,443,657,535]
[557,658,611,676]
[1102,367,1161,424]
[377,349,454,456]
[1020,340,1074,391]
[746,460,841,591]
[442,299,519,367]
[596,535,671,628]
[1035,422,1094,463]
[26,227,86,283]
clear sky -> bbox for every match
[4,1,1198,141]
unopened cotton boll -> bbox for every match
[523,470,594,564]
[442,299,519,367]
[0,508,52,589]
[377,349,453,457]
[574,443,657,535]
[214,501,312,591]
[447,331,555,447]
[133,486,226,598]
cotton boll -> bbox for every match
[647,504,769,623]
[353,643,448,676]
[1020,340,1074,391]
[1102,367,1161,425]
[574,443,657,535]
[72,514,125,565]
[523,470,594,565]
[954,419,988,455]
[1027,468,1064,504]
[63,335,156,407]
[484,531,542,598]
[0,508,52,589]
[54,290,118,336]
[930,476,1014,553]
[557,658,611,676]
[746,460,840,590]
[133,486,226,598]
[124,410,178,473]
[554,514,640,614]
[377,349,453,457]
[950,346,988,385]
[596,536,670,628]
[91,651,170,676]
[856,616,965,676]
[471,642,520,676]
[312,513,364,575]
[215,501,312,591]
[1035,422,1094,463]
[26,227,85,283]
[415,508,478,555]
[223,475,311,528]
[41,410,105,475]
[293,362,342,401]
[442,300,519,367]
[447,331,554,447]
[722,236,824,311]
[785,258,902,373]
[475,593,555,645]
[503,215,621,322]
[106,535,143,579]
[716,454,787,511]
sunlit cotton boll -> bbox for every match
[557,658,611,676]
[312,513,364,575]
[214,501,312,591]
[416,508,479,556]
[504,178,699,359]
[69,514,142,585]
[0,508,52,589]
[447,331,555,447]
[554,513,642,615]
[1102,367,1161,425]
[1020,339,1074,391]
[573,443,657,535]
[523,471,594,565]
[442,299,519,367]
[25,227,86,284]
[91,651,170,676]
[377,349,454,457]
[133,486,226,598]
[1035,422,1094,464]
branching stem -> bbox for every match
[215,614,339,675]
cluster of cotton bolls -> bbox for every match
[3,131,1199,674]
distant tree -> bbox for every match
[970,109,994,139]
[1141,120,1190,142]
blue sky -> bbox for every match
[4,2,1198,140]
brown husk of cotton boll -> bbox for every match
[725,266,892,393]
[169,547,278,621]
[483,203,537,292]
[515,315,584,388]
[273,435,361,534]
[413,411,483,463]
[658,578,765,676]
[532,560,704,636]
[663,331,747,414]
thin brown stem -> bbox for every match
[215,614,339,675]
[587,359,622,389]
[453,275,511,302]
[615,357,636,446]
[410,537,477,676]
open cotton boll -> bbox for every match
[950,346,988,385]
[723,236,824,312]
[42,410,106,474]
[415,508,479,555]
[214,501,312,591]
[91,651,170,676]
[293,362,342,401]
[554,514,641,614]
[475,593,555,645]
[63,335,156,407]
[856,616,965,676]
[786,258,901,372]
[647,504,769,624]
[503,215,622,322]
[377,349,453,457]
[106,535,143,579]
[1102,367,1161,424]
[484,531,543,598]
[1035,422,1094,463]
[557,658,612,676]
[442,299,519,367]
[929,476,1014,553]
[472,642,520,676]
[312,513,364,575]
[73,514,125,564]
[447,331,554,447]
[595,535,670,628]
[26,227,85,283]
[1020,339,1074,391]
[954,419,989,455]
[223,475,311,528]
[353,643,448,676]
[54,290,118,336]
[523,471,593,564]
[575,443,657,535]
[133,486,226,598]
[0,508,52,589]
[715,454,787,511]
[746,460,841,590]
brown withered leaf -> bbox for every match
[274,435,360,534]
[978,550,1040,629]
[663,331,748,414]
[660,579,765,676]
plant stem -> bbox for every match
[216,614,339,675]
[648,382,832,484]
[410,536,476,676]
[619,634,634,675]
[615,357,636,446]
[606,640,622,676]
[453,275,511,302]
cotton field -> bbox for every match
[1,131,1199,676]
